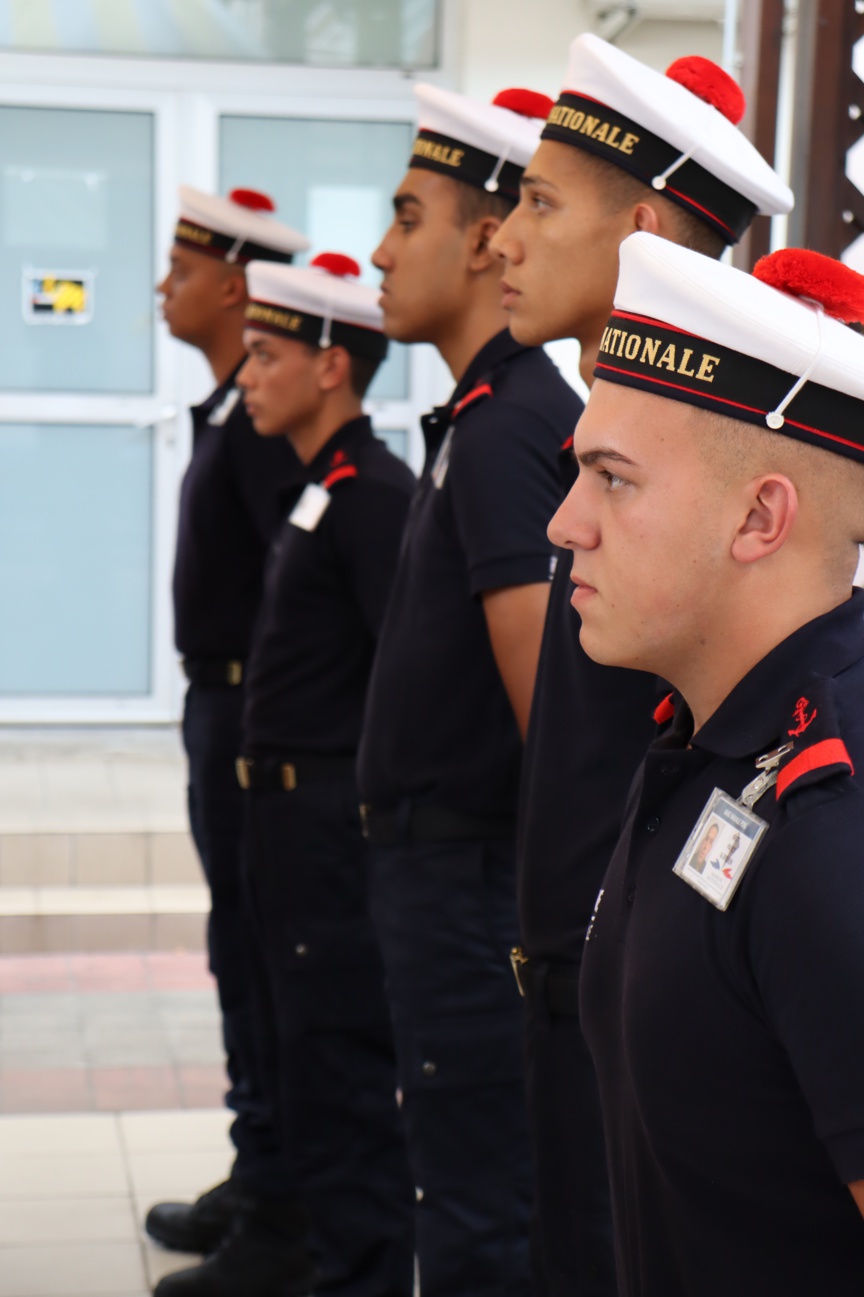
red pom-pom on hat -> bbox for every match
[492,88,554,120]
[753,249,864,324]
[229,187,276,213]
[311,252,361,278]
[666,56,746,125]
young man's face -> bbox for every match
[490,141,634,347]
[157,244,239,349]
[237,331,323,437]
[548,382,730,679]
[372,169,490,343]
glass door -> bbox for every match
[0,85,181,723]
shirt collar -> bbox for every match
[306,414,375,480]
[192,357,245,418]
[449,328,528,411]
[679,591,864,760]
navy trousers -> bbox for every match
[241,779,415,1297]
[368,837,533,1297]
[182,683,282,1186]
[523,962,617,1297]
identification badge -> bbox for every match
[672,743,793,911]
[288,483,331,532]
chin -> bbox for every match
[578,624,640,671]
[506,313,547,347]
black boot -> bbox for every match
[145,1180,244,1254]
[152,1196,316,1297]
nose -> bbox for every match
[490,207,522,264]
[547,473,599,553]
[372,231,393,273]
[236,357,253,391]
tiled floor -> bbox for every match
[0,729,187,835]
[0,954,225,1114]
[0,1108,234,1296]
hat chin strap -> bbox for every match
[319,312,333,349]
[651,143,698,191]
[765,300,824,430]
[484,143,511,193]
[225,236,245,263]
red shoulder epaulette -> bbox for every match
[321,448,358,491]
[775,687,855,801]
[452,383,493,420]
[654,693,676,725]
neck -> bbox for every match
[435,291,511,383]
[287,396,364,466]
[673,580,852,734]
[203,324,247,388]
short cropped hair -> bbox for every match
[453,180,518,228]
[576,149,727,260]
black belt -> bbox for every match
[182,657,244,686]
[359,803,516,846]
[236,754,356,792]
[510,949,580,1017]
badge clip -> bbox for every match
[672,742,794,912]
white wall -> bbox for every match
[456,2,724,101]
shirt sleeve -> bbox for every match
[446,399,562,597]
[330,478,413,638]
[227,402,301,546]
[745,789,864,1184]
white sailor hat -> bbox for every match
[595,231,864,464]
[410,84,554,200]
[542,34,793,245]
[245,253,389,362]
[175,185,309,265]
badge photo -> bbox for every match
[673,789,769,911]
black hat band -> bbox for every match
[408,130,524,201]
[245,300,389,362]
[594,309,864,464]
[175,219,295,266]
[542,93,756,244]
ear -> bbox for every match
[632,202,662,236]
[219,266,248,309]
[730,474,798,565]
[466,216,504,271]
[316,344,352,393]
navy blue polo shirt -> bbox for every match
[357,329,581,819]
[581,592,864,1296]
[517,438,659,965]
[242,416,415,759]
[173,361,301,660]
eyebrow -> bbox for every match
[519,172,556,191]
[393,193,422,213]
[577,447,638,468]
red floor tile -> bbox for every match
[0,954,73,993]
[91,1065,182,1111]
[145,951,213,991]
[178,1066,226,1110]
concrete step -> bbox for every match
[0,884,208,954]
[0,831,201,889]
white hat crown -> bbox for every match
[176,185,309,263]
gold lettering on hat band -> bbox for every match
[546,105,639,156]
[412,138,465,168]
[176,221,214,246]
[599,326,720,383]
[245,302,303,332]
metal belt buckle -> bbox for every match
[227,660,243,686]
[281,763,297,792]
[359,803,371,838]
[235,757,251,790]
[510,947,528,998]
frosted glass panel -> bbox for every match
[0,0,439,68]
[0,106,154,393]
[220,115,412,400]
[0,425,153,695]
